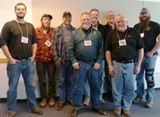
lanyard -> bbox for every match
[80,28,93,40]
[116,30,128,41]
[16,21,28,37]
[139,21,149,33]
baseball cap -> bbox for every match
[41,14,52,20]
[63,11,72,17]
[140,8,149,14]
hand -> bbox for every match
[55,59,61,69]
[29,56,35,62]
[145,51,153,58]
[93,62,100,70]
[134,65,141,74]
[108,65,115,77]
[9,57,17,64]
[72,62,79,70]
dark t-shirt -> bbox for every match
[105,27,144,61]
[0,20,37,60]
[104,23,113,49]
[134,21,160,53]
[97,23,106,41]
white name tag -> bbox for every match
[21,36,28,44]
[45,40,52,47]
[140,33,144,38]
[84,40,92,46]
[119,39,127,46]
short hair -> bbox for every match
[89,8,99,14]
[15,3,27,11]
[115,14,128,22]
[106,10,115,17]
[80,12,90,17]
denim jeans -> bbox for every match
[83,80,90,101]
[7,60,38,112]
[136,54,157,102]
[83,60,104,101]
[36,60,56,99]
[112,61,135,110]
[57,62,73,103]
[72,61,101,110]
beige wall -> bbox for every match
[32,0,160,28]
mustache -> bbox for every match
[140,16,150,22]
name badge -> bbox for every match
[21,36,28,44]
[119,39,127,46]
[45,40,52,47]
[140,33,144,38]
[84,40,92,46]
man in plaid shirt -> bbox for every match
[35,14,56,108]
[53,11,75,111]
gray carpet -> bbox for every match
[0,90,160,117]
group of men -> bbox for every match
[0,2,160,117]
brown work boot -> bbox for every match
[57,102,65,111]
[39,98,47,108]
[30,107,43,115]
[123,109,131,117]
[6,111,16,117]
[113,108,121,117]
[71,109,79,117]
[91,108,107,115]
[48,98,56,107]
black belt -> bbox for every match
[114,59,135,63]
[76,58,96,62]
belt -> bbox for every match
[114,59,135,63]
[76,58,96,63]
[17,58,31,61]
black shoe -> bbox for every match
[91,108,107,115]
[71,109,79,117]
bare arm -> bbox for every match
[134,48,144,74]
[1,45,16,64]
[105,51,113,67]
[30,43,37,62]
[105,50,115,76]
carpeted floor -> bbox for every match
[0,89,160,117]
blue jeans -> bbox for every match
[83,60,104,101]
[83,80,90,101]
[57,62,73,103]
[112,61,135,110]
[72,61,101,110]
[7,60,38,112]
[136,54,157,102]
